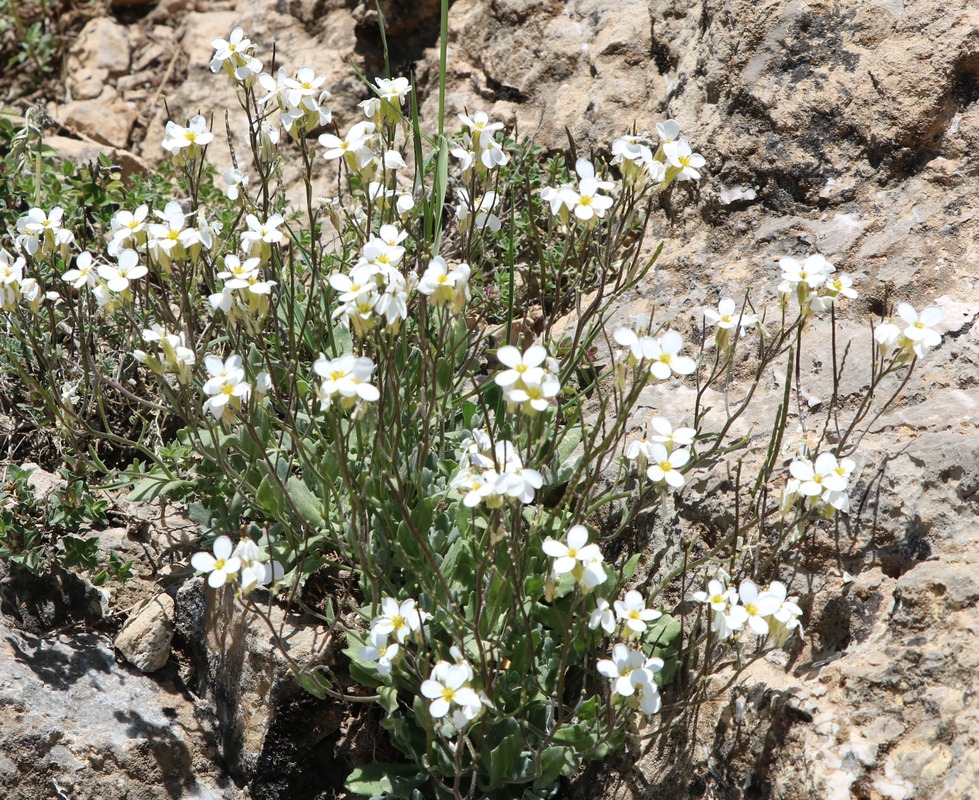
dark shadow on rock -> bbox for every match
[6,630,113,690]
[0,562,105,634]
[114,708,206,800]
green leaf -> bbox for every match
[536,745,575,787]
[255,474,284,519]
[378,685,399,714]
[488,733,523,789]
[295,669,332,699]
[127,477,193,503]
[622,552,641,580]
[345,763,427,798]
[286,476,326,529]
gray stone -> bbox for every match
[115,593,175,673]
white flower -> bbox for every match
[313,353,380,410]
[588,598,616,634]
[759,581,804,646]
[191,535,241,588]
[646,444,690,488]
[372,596,425,644]
[571,158,615,223]
[202,353,251,420]
[62,251,99,289]
[614,590,663,634]
[897,303,943,357]
[495,345,547,388]
[359,629,400,676]
[779,254,835,292]
[420,664,479,719]
[542,525,607,590]
[704,297,757,349]
[319,121,376,171]
[597,643,660,698]
[162,115,213,159]
[97,249,147,295]
[663,139,705,181]
[648,417,697,451]
[455,188,501,232]
[789,452,847,498]
[418,256,471,311]
[645,331,697,380]
[738,579,781,636]
[223,168,249,201]
[692,578,736,613]
[656,120,681,143]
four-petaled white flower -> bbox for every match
[202,353,251,420]
[614,590,662,634]
[191,535,242,588]
[646,443,690,488]
[313,353,380,411]
[97,249,147,295]
[597,643,663,701]
[897,303,943,358]
[162,115,214,159]
[359,629,400,676]
[588,598,616,634]
[372,597,424,644]
[421,664,479,719]
[542,525,607,590]
[645,330,697,380]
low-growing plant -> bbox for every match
[0,5,950,798]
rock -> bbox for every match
[0,562,106,635]
[0,615,238,799]
[42,134,147,181]
[66,18,132,100]
[174,579,355,796]
[57,87,138,149]
[115,593,176,672]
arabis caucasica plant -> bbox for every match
[0,14,949,800]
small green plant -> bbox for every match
[0,8,951,800]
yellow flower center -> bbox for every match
[745,603,759,616]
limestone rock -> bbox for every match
[0,616,238,800]
[66,18,132,100]
[115,593,176,673]
[57,87,138,149]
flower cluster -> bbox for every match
[259,66,332,137]
[541,158,614,226]
[597,643,664,715]
[359,596,430,678]
[191,534,283,594]
[874,303,944,361]
[417,256,471,313]
[453,110,508,176]
[133,324,196,385]
[782,450,855,517]
[494,345,562,415]
[209,27,263,85]
[312,352,380,412]
[626,416,696,490]
[450,430,544,508]
[201,353,252,422]
[208,254,277,332]
[329,225,410,335]
[542,525,607,593]
[15,206,74,257]
[777,253,859,314]
[692,574,802,645]
[421,649,494,737]
[614,320,697,381]
[611,120,705,188]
